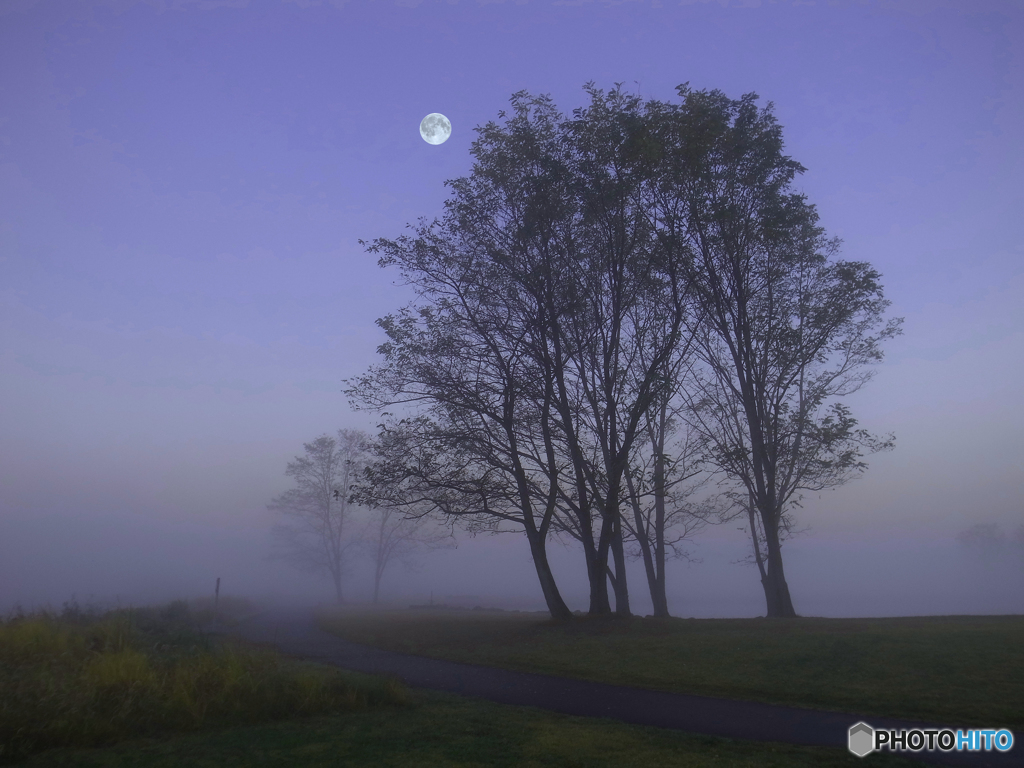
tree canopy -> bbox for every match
[346,83,901,618]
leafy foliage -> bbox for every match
[347,82,901,619]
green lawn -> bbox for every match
[18,688,925,768]
[317,608,1024,730]
[8,602,1012,766]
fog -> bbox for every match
[3,502,1022,618]
[1,1,1022,619]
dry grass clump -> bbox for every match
[0,598,406,764]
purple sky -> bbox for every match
[1,0,1022,616]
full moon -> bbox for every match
[419,113,451,145]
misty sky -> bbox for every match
[1,0,1022,617]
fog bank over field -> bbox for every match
[3,505,1021,618]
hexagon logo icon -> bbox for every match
[848,722,875,757]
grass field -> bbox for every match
[3,600,932,767]
[317,608,1024,730]
[0,599,405,765]
[17,686,925,768]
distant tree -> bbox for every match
[267,430,369,603]
[364,505,453,604]
[653,87,903,617]
[957,522,1024,575]
[957,522,1007,553]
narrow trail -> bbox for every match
[224,606,1021,768]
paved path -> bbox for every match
[224,607,1021,768]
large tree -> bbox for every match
[652,87,903,617]
[347,241,577,619]
[347,86,695,617]
[549,86,695,615]
[267,429,368,603]
[348,83,901,620]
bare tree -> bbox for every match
[957,522,1024,564]
[365,506,453,604]
[957,522,1007,552]
[267,430,369,603]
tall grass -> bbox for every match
[0,598,406,765]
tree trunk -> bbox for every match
[332,569,344,605]
[576,499,611,616]
[580,518,613,615]
[625,466,670,618]
[650,540,669,618]
[747,497,768,583]
[373,517,386,605]
[527,533,573,620]
[630,496,663,616]
[651,571,669,617]
[372,565,382,604]
[651,405,670,618]
[586,545,613,615]
[628,403,672,618]
[609,514,631,616]
[638,539,669,618]
[761,516,797,618]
